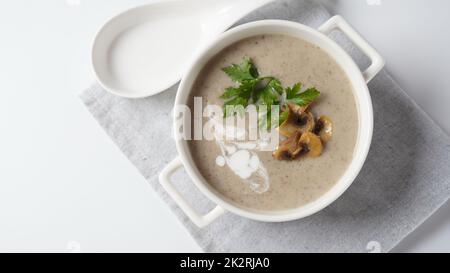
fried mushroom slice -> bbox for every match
[287,102,309,115]
[298,132,323,157]
[272,132,302,160]
[278,104,316,138]
[313,116,333,142]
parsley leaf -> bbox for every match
[285,86,320,107]
[278,108,290,125]
[220,80,255,100]
[222,57,259,83]
[224,96,248,118]
[285,83,302,99]
[254,78,282,107]
[220,79,257,117]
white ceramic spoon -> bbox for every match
[92,0,276,98]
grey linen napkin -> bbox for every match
[80,0,450,252]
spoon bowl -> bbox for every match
[92,0,275,98]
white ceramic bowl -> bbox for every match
[159,16,384,228]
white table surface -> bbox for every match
[0,0,449,252]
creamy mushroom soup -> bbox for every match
[188,34,358,211]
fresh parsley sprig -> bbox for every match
[279,83,321,125]
[219,57,320,129]
[222,57,259,82]
[285,83,320,107]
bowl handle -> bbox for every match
[159,157,226,228]
[319,15,385,83]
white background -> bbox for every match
[0,0,449,252]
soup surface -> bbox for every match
[188,34,358,211]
